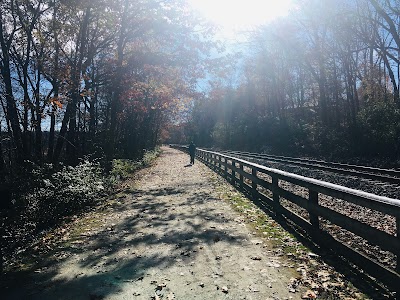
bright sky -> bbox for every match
[188,0,294,38]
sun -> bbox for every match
[188,0,293,37]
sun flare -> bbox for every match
[189,0,293,36]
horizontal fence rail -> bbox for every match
[171,145,400,292]
[217,150,400,184]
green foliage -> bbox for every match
[1,147,162,270]
[110,147,161,182]
[110,159,142,181]
[356,102,400,156]
[211,122,229,147]
[13,160,108,227]
[142,147,161,166]
[8,147,161,230]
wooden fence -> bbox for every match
[172,145,400,292]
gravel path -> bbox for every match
[3,147,302,300]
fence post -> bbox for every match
[397,215,400,296]
[397,215,400,272]
[252,168,257,199]
[309,189,320,229]
[240,164,244,187]
[272,176,280,211]
[232,161,236,184]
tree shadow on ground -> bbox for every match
[2,185,246,300]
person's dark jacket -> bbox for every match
[188,143,196,155]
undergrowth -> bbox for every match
[110,147,161,182]
[1,147,161,273]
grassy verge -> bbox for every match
[209,174,307,257]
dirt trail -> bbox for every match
[3,147,302,300]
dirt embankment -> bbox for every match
[3,147,306,299]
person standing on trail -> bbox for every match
[188,141,196,165]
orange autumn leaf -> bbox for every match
[50,97,63,109]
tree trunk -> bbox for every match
[53,6,91,164]
[34,53,43,162]
[108,39,124,161]
[48,109,56,162]
[0,22,24,162]
[0,125,5,171]
[107,2,129,162]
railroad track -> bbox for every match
[216,150,400,185]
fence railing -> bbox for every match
[172,145,400,292]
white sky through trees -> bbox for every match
[188,0,294,38]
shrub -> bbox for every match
[142,147,161,166]
[356,102,400,156]
[4,147,162,252]
[110,147,160,182]
[12,160,108,228]
[110,159,141,181]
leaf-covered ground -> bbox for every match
[0,147,381,299]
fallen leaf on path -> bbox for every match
[266,262,280,268]
[167,292,175,299]
[288,277,299,293]
[302,290,317,299]
[310,281,319,290]
[250,256,262,261]
[317,270,331,282]
[251,239,263,245]
[153,294,161,300]
[308,252,319,258]
[156,283,167,290]
[221,286,229,293]
[248,285,260,292]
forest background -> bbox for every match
[174,0,400,163]
[0,0,400,271]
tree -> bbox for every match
[0,0,25,161]
[0,0,218,167]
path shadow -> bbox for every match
[2,184,246,300]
